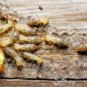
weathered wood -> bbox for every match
[2,0,87,29]
[0,0,87,80]
[0,79,87,87]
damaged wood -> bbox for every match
[0,79,87,87]
[0,0,87,82]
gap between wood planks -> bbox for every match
[0,77,87,81]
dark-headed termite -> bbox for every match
[45,34,68,47]
[27,17,49,26]
[21,52,43,65]
[14,23,37,36]
[19,35,43,44]
[2,47,23,68]
[0,48,5,72]
[77,45,87,52]
[13,43,38,52]
[0,28,18,47]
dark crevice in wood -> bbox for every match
[65,78,87,81]
[0,77,87,81]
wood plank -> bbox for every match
[0,79,87,87]
[2,0,87,29]
[0,0,87,79]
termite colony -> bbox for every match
[0,4,49,73]
[0,3,85,74]
[0,3,69,73]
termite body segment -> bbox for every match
[19,35,43,44]
[45,34,68,47]
[2,47,23,68]
[14,23,37,36]
[0,29,18,47]
[0,48,5,72]
[21,52,43,65]
[13,43,38,52]
[10,28,19,42]
[0,20,13,34]
[77,45,87,52]
[27,17,49,26]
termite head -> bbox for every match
[37,58,43,65]
[77,47,82,52]
[32,45,38,51]
[31,29,37,35]
[40,17,49,26]
[38,38,43,44]
[0,64,3,72]
[77,46,87,52]
[45,34,51,42]
[45,34,53,45]
[16,58,23,69]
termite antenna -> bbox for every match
[31,61,34,66]
[36,14,40,20]
[47,12,53,19]
[14,11,18,18]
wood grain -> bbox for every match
[0,0,87,80]
[0,79,87,87]
[2,0,87,29]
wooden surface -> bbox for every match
[1,0,87,86]
[0,80,87,87]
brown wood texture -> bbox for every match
[0,0,87,80]
[0,79,87,87]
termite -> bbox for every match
[0,28,18,47]
[27,17,49,26]
[0,20,13,34]
[13,43,38,52]
[14,23,37,36]
[19,35,43,44]
[21,52,43,65]
[0,48,5,73]
[77,45,87,52]
[45,34,68,47]
[2,47,23,68]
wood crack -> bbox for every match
[0,77,87,81]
